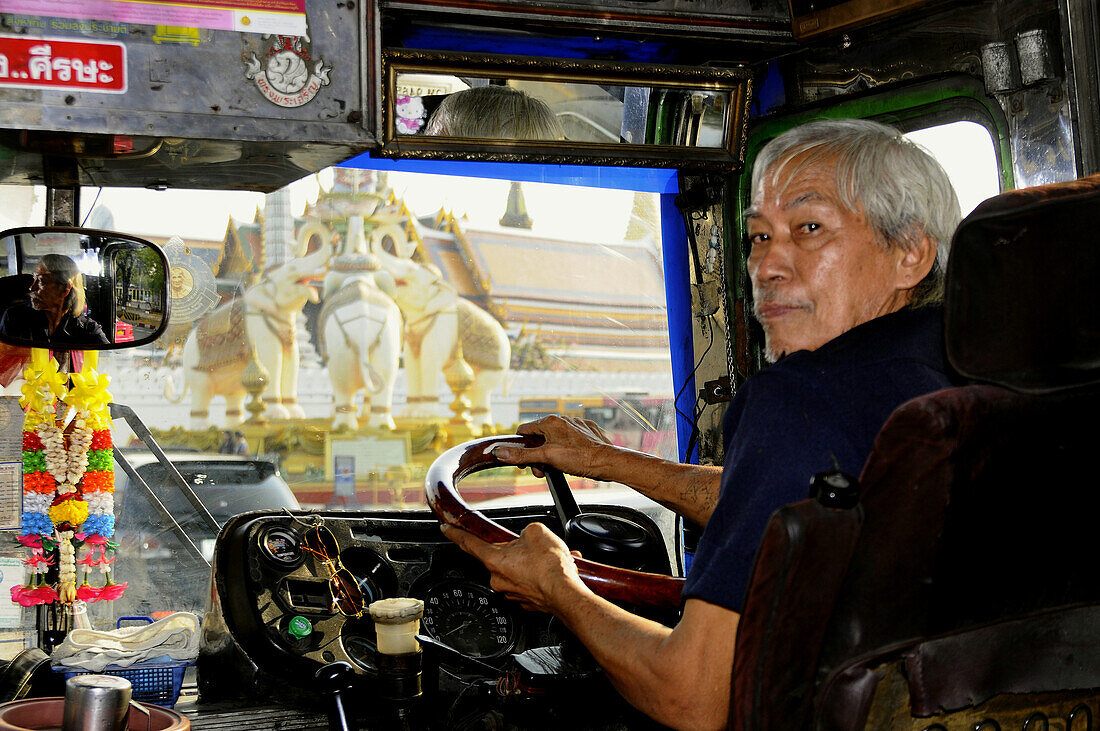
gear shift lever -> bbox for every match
[315,661,356,731]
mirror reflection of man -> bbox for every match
[442,119,963,729]
[0,254,110,347]
[424,85,564,141]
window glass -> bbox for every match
[107,455,300,619]
[46,169,679,620]
[903,120,1002,217]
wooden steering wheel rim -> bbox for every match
[425,435,685,609]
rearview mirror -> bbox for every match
[0,227,169,351]
[380,50,752,170]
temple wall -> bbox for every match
[103,358,672,444]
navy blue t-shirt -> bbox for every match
[682,306,954,612]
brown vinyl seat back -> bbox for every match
[730,175,1100,731]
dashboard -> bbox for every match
[201,505,675,728]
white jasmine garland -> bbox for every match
[23,493,52,513]
[57,531,76,586]
[35,418,94,491]
[84,493,113,514]
[36,423,66,481]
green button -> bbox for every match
[288,615,312,639]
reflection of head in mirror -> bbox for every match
[33,254,83,324]
[424,85,564,141]
[0,253,110,347]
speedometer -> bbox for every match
[422,581,517,659]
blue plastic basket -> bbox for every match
[52,617,194,707]
[56,659,191,708]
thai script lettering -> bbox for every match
[47,19,130,34]
[4,15,47,30]
[255,73,322,107]
[0,36,126,93]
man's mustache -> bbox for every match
[751,290,809,321]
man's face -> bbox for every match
[746,159,912,362]
[30,263,70,314]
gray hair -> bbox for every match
[40,253,85,317]
[752,118,961,307]
[425,85,564,141]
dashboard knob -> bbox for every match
[314,662,356,731]
[287,615,312,640]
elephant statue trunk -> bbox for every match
[170,245,332,429]
[379,252,510,429]
[319,267,402,431]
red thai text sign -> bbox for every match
[0,36,126,94]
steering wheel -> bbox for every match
[425,435,685,609]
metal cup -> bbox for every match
[62,674,132,731]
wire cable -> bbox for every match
[77,160,103,228]
[672,312,718,463]
[79,187,102,227]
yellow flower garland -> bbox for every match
[48,500,89,526]
[19,350,66,414]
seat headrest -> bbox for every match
[945,174,1100,393]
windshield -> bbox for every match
[106,457,299,619]
[0,168,678,623]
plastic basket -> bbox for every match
[55,660,191,708]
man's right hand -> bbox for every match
[492,415,617,480]
[494,414,722,527]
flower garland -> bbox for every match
[11,349,125,608]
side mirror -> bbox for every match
[0,227,170,351]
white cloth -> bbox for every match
[52,612,200,671]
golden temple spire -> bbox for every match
[499,181,533,229]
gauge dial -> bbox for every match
[257,526,303,569]
[422,581,517,659]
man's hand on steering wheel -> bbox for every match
[492,415,616,479]
[427,434,685,608]
[442,522,586,614]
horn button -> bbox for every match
[564,512,653,571]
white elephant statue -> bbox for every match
[318,267,403,430]
[381,253,510,428]
[165,246,331,427]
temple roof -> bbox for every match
[414,206,669,366]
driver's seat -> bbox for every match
[729,174,1100,730]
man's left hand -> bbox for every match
[443,522,739,730]
[441,522,587,613]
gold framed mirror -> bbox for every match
[380,49,753,169]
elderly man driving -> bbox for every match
[443,118,962,730]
